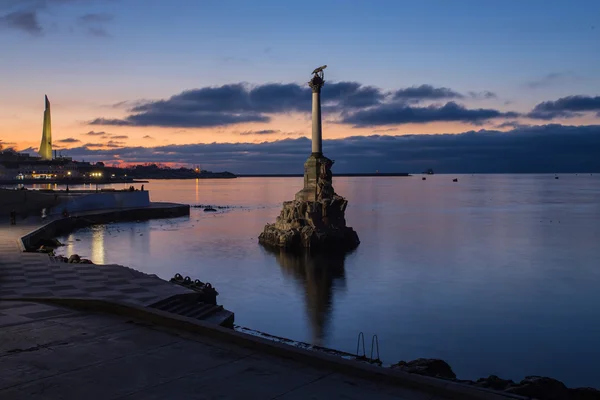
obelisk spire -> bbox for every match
[39,95,52,160]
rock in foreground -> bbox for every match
[391,358,456,379]
[391,358,600,400]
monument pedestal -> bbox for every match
[258,153,360,252]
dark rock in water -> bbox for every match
[391,358,456,379]
[68,254,81,263]
[37,238,64,248]
[569,387,600,400]
[474,375,515,391]
[79,259,94,264]
[258,153,359,253]
[37,245,54,254]
[505,376,570,400]
[258,198,360,252]
[388,358,600,399]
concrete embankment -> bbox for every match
[20,202,189,251]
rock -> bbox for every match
[474,375,515,391]
[37,238,63,248]
[386,359,600,400]
[505,376,570,400]
[67,254,81,263]
[569,387,600,400]
[36,245,53,253]
[391,358,456,380]
[258,198,360,252]
[79,259,94,264]
[258,153,359,253]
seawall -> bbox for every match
[20,202,189,251]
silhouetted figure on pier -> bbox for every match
[9,209,16,225]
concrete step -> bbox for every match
[148,294,234,328]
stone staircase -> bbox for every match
[148,294,234,328]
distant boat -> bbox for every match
[453,178,458,182]
[422,177,426,181]
[204,206,217,212]
[555,176,559,180]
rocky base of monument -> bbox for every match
[258,196,360,252]
[391,358,600,400]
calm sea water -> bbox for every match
[52,175,600,387]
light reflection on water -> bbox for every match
[55,175,600,387]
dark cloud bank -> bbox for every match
[91,80,600,129]
[90,83,513,128]
[60,124,600,174]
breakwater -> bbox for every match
[20,202,189,251]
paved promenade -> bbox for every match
[0,300,449,400]
[0,215,192,305]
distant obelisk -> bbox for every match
[38,95,52,160]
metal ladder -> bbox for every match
[356,332,381,365]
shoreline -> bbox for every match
[39,211,600,398]
[7,209,600,399]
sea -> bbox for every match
[22,174,600,387]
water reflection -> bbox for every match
[265,248,347,346]
[91,226,105,265]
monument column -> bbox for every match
[258,64,360,252]
[310,82,323,155]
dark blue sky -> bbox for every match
[1,0,600,172]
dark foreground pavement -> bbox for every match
[0,300,448,400]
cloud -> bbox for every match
[0,1,113,36]
[89,82,503,128]
[83,140,124,149]
[0,11,41,34]
[56,137,80,143]
[495,121,531,129]
[392,84,464,102]
[51,124,600,173]
[342,101,519,127]
[78,12,113,37]
[239,129,280,135]
[528,95,600,120]
[524,71,581,89]
[372,128,398,133]
[79,13,113,23]
[109,135,128,139]
[142,135,154,139]
[83,130,106,136]
[469,91,497,99]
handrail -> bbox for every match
[356,331,366,359]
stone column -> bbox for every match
[311,90,322,155]
[309,76,324,155]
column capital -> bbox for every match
[308,76,325,93]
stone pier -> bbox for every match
[259,66,360,252]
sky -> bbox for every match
[1,0,600,173]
